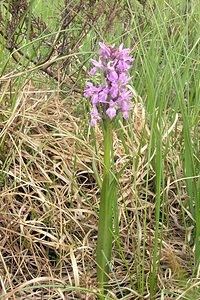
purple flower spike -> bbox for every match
[84,42,134,125]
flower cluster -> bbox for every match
[84,42,134,126]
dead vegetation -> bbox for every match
[0,79,195,299]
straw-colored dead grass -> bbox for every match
[0,81,195,299]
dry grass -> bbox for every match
[0,80,197,299]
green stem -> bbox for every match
[96,119,113,295]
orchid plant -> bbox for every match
[84,42,134,296]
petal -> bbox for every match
[98,42,110,54]
[99,89,109,102]
[119,43,124,51]
[98,42,111,59]
[119,73,131,84]
[90,118,96,126]
[106,107,116,119]
[120,89,132,100]
[107,70,118,82]
[123,111,129,120]
[86,82,94,87]
[91,93,99,104]
[109,100,116,108]
[110,86,118,98]
[91,59,104,71]
[91,106,101,117]
[120,101,130,111]
[89,67,97,75]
